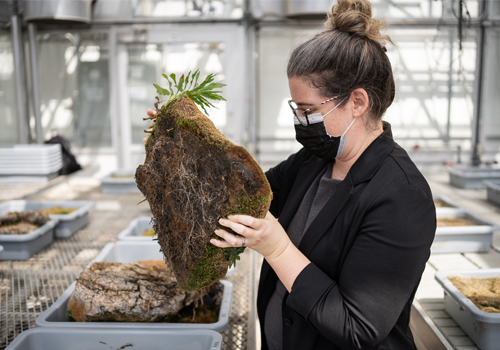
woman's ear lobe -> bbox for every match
[351,89,369,118]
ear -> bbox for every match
[350,88,369,118]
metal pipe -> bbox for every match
[11,14,27,144]
[445,29,454,145]
[28,22,43,144]
[470,0,488,166]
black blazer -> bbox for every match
[257,123,436,350]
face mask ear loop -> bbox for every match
[342,117,357,137]
[322,96,349,118]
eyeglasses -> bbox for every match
[288,96,340,126]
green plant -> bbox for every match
[153,70,226,115]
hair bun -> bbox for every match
[325,0,393,47]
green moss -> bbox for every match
[181,243,227,291]
[65,307,72,320]
[222,189,272,267]
[176,119,200,134]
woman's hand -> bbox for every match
[211,211,291,262]
[143,109,157,143]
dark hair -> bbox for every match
[287,0,395,122]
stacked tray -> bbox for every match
[0,200,93,238]
[435,269,500,350]
[0,144,62,182]
[36,241,234,332]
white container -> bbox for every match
[484,180,500,206]
[435,269,500,350]
[0,200,93,238]
[433,194,463,217]
[447,166,500,189]
[0,144,62,175]
[35,278,233,332]
[6,327,222,350]
[101,169,139,194]
[0,219,57,260]
[117,216,154,241]
[432,209,498,253]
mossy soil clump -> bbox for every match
[135,95,272,291]
[0,210,50,235]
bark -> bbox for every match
[68,261,221,322]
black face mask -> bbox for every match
[294,115,356,160]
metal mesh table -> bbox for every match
[0,176,256,350]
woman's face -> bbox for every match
[288,77,353,137]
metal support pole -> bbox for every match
[11,13,28,144]
[470,0,487,166]
[445,30,454,145]
[28,23,43,144]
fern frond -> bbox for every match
[154,70,226,115]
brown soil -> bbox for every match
[135,95,272,291]
[40,206,77,215]
[0,222,39,235]
[68,261,222,322]
[111,175,135,179]
[0,210,50,235]
[449,275,500,313]
[434,199,452,208]
[141,228,155,236]
[437,217,478,227]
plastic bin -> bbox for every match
[435,269,500,350]
[101,169,139,194]
[484,180,500,206]
[35,278,233,332]
[0,219,57,260]
[0,200,93,238]
[102,239,234,276]
[432,209,498,253]
[433,194,462,217]
[447,166,500,189]
[117,216,154,241]
[6,327,222,350]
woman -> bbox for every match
[210,0,437,349]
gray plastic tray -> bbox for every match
[117,216,154,241]
[433,194,462,217]
[0,200,93,238]
[35,278,233,332]
[484,180,500,206]
[6,327,222,350]
[101,169,139,194]
[435,269,500,350]
[447,166,500,189]
[0,218,57,260]
[432,209,498,253]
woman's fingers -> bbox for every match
[223,214,263,230]
[147,108,157,118]
[143,109,157,143]
[211,229,244,248]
